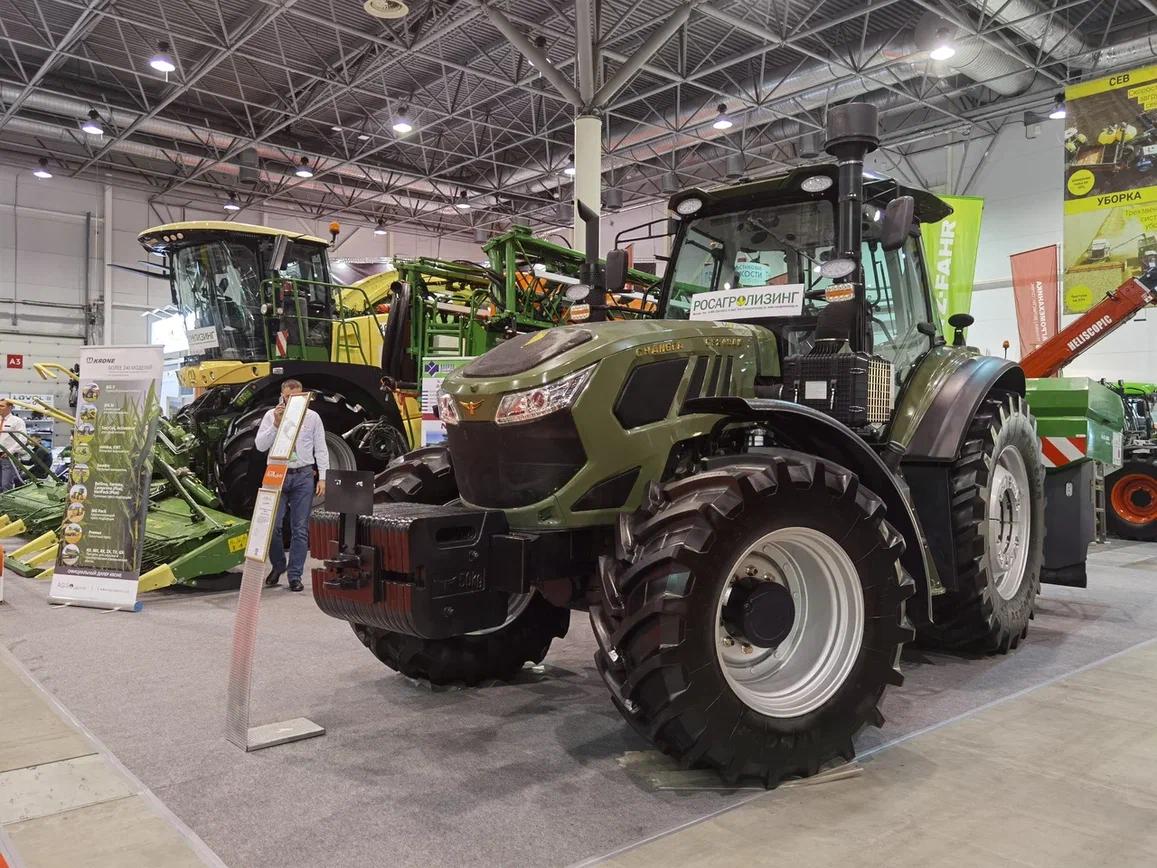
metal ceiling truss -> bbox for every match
[0,0,1152,239]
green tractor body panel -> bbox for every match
[1027,377,1125,468]
[439,319,775,529]
[888,346,979,450]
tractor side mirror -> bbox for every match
[605,249,628,294]
[947,312,974,347]
[881,196,915,252]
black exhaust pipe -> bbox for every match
[824,103,880,265]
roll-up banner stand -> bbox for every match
[48,345,164,611]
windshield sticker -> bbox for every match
[689,284,805,321]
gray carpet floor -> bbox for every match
[2,539,1156,868]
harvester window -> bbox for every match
[172,240,264,362]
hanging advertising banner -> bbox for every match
[48,345,164,611]
[1010,245,1060,358]
[1063,63,1157,314]
[921,195,985,328]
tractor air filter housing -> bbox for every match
[780,351,893,428]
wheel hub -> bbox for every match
[987,444,1031,600]
[721,579,796,649]
[715,527,865,718]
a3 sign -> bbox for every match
[5,354,23,369]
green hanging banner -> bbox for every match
[921,195,985,328]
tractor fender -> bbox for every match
[687,396,933,623]
[902,355,1025,461]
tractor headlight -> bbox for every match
[437,391,460,425]
[495,365,595,426]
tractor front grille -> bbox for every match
[444,411,586,509]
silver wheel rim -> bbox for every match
[468,592,532,636]
[987,444,1030,600]
[715,527,865,718]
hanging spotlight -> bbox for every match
[80,110,103,136]
[563,154,576,176]
[330,124,343,132]
[374,219,388,235]
[603,188,623,212]
[929,28,956,61]
[660,171,680,194]
[294,157,314,178]
[32,157,52,179]
[149,41,177,73]
[223,192,241,212]
[393,106,414,134]
[1049,94,1067,120]
[455,191,472,210]
[712,103,733,131]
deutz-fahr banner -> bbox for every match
[920,195,984,329]
[48,345,164,610]
[1063,63,1157,314]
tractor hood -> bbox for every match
[444,319,778,412]
[437,318,778,526]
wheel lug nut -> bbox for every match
[721,636,734,647]
[745,566,757,577]
[741,644,753,655]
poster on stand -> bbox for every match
[420,357,471,446]
[1010,246,1060,358]
[1063,63,1157,314]
[921,195,985,329]
[48,345,164,610]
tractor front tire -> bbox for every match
[591,454,913,787]
[1106,458,1157,541]
[354,445,570,685]
[919,392,1045,653]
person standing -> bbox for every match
[0,399,27,492]
[254,379,329,592]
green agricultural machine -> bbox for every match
[1027,377,1125,585]
[0,396,249,591]
[1103,380,1157,540]
[311,103,1055,786]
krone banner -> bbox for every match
[921,195,985,330]
[49,345,164,610]
[1063,63,1157,314]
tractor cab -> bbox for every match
[660,165,952,394]
[138,223,339,386]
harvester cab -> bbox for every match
[313,102,1045,787]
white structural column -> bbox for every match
[102,184,114,344]
[573,113,602,252]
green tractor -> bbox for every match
[1103,380,1157,540]
[311,104,1046,785]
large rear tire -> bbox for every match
[591,454,913,787]
[919,392,1045,653]
[1106,458,1157,541]
[355,445,570,685]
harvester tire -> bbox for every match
[919,392,1044,653]
[217,394,374,516]
[355,445,571,686]
[1106,458,1157,541]
[591,454,913,787]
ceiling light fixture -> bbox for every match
[149,41,176,74]
[32,157,52,179]
[563,154,576,176]
[455,191,472,210]
[80,110,103,136]
[223,192,241,212]
[393,106,413,134]
[1049,94,1067,120]
[294,157,314,178]
[374,219,388,235]
[712,103,733,130]
[929,28,956,61]
[330,124,343,132]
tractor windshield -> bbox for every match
[172,240,265,362]
[665,199,935,383]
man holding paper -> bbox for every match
[254,379,329,592]
[0,399,27,492]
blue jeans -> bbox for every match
[0,457,22,492]
[269,468,315,581]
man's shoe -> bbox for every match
[289,579,304,592]
[265,571,283,587]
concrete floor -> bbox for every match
[2,540,1157,866]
